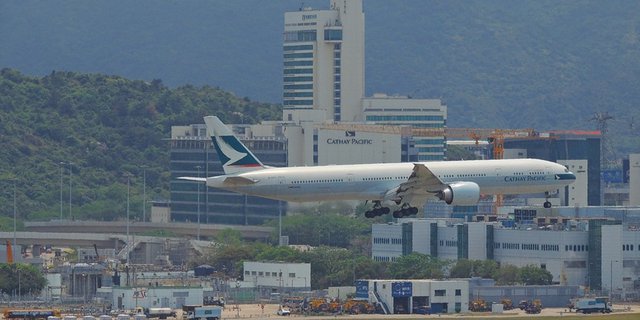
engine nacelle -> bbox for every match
[437,182,480,205]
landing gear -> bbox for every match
[543,192,552,208]
[392,205,419,218]
[364,201,390,218]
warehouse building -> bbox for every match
[355,279,468,314]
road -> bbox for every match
[221,303,640,319]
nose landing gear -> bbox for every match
[543,191,552,208]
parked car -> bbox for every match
[277,306,291,316]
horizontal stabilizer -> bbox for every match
[223,176,258,185]
[177,177,207,182]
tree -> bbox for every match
[389,253,447,279]
[449,259,474,278]
[474,260,499,279]
[300,246,354,289]
[215,228,243,246]
[518,265,553,285]
[268,213,370,248]
[0,263,46,296]
[495,264,519,285]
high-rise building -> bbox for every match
[169,124,287,225]
[283,0,364,122]
[363,94,447,161]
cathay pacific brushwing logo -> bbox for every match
[215,136,246,166]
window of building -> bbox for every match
[289,273,295,278]
[324,29,342,41]
[455,289,461,296]
[434,290,446,296]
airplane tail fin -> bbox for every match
[204,116,265,175]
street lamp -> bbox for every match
[195,166,202,240]
[141,165,147,222]
[68,162,73,219]
[59,162,65,219]
[17,267,21,301]
[610,259,620,296]
[12,178,17,262]
[125,173,131,265]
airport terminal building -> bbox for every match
[372,215,640,299]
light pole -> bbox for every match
[12,178,17,263]
[278,201,282,246]
[68,162,73,219]
[59,162,65,219]
[126,173,131,266]
[17,268,21,301]
[195,166,202,241]
[610,260,619,296]
[141,166,147,222]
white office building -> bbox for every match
[356,279,468,314]
[363,94,447,161]
[371,217,640,298]
[242,261,310,289]
[283,0,364,123]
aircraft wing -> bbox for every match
[177,176,257,186]
[391,163,447,206]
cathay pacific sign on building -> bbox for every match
[317,128,401,165]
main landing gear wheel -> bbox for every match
[392,206,419,218]
[364,202,390,218]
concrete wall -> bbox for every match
[630,154,640,206]
[558,160,589,207]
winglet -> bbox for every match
[204,116,265,175]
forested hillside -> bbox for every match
[0,69,280,225]
[2,1,639,154]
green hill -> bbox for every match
[0,69,280,226]
[1,1,639,154]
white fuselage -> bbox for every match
[207,159,573,203]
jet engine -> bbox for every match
[437,182,480,205]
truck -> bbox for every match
[573,297,612,314]
[185,306,222,320]
[3,310,61,319]
[143,308,175,319]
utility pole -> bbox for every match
[126,173,131,266]
[141,166,147,222]
[68,162,73,219]
[195,166,202,241]
[13,179,17,262]
[59,162,64,219]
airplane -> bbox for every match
[179,116,576,218]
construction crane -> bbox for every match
[445,128,539,210]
